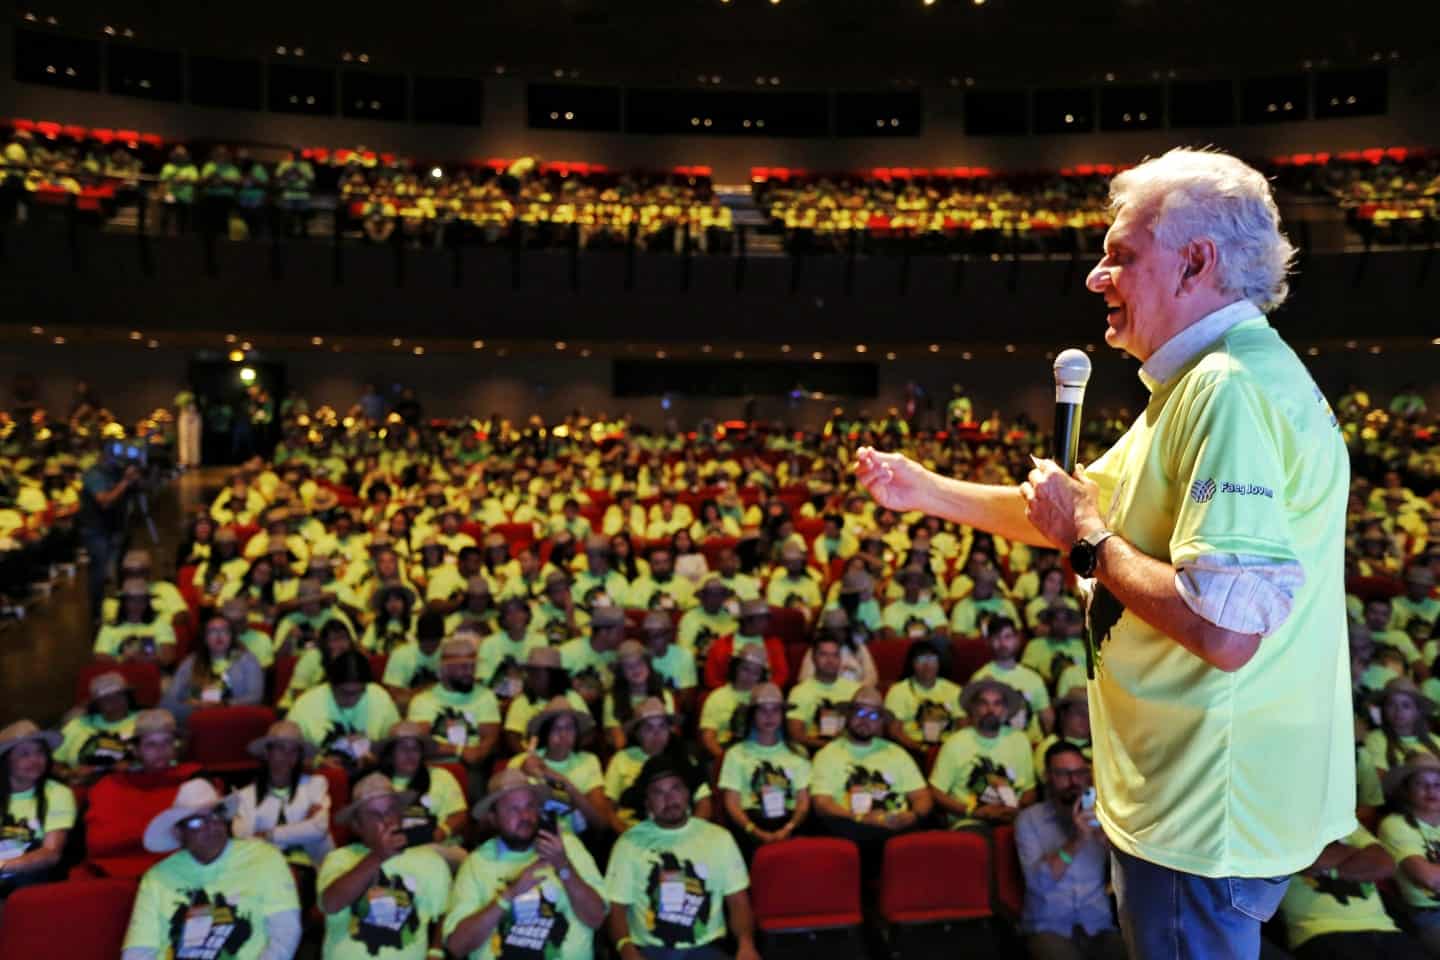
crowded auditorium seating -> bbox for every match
[0,371,1437,957]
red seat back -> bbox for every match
[75,659,163,708]
[751,837,863,931]
[186,705,277,769]
[320,764,353,845]
[767,605,808,647]
[0,877,139,956]
[991,823,1025,918]
[869,638,911,690]
[949,638,992,684]
[1346,575,1403,602]
[879,830,991,923]
[434,761,471,808]
[272,654,298,704]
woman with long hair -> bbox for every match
[191,527,244,601]
[719,683,811,860]
[230,720,333,904]
[361,582,416,654]
[94,578,176,666]
[175,511,216,569]
[1360,678,1440,788]
[54,671,138,782]
[0,720,75,909]
[884,638,964,755]
[609,532,646,582]
[502,647,587,755]
[509,697,612,840]
[602,641,675,753]
[220,554,281,627]
[372,720,468,869]
[606,698,713,834]
[160,615,264,725]
[1377,752,1440,954]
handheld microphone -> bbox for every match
[1052,349,1092,474]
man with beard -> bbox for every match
[930,678,1037,827]
[444,769,607,959]
[406,636,501,772]
[605,754,759,960]
[319,774,451,959]
[1014,743,1125,960]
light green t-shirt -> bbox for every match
[1380,813,1440,909]
[408,684,501,751]
[1280,826,1397,948]
[627,576,697,612]
[443,833,605,960]
[94,619,177,659]
[765,574,821,612]
[718,740,812,816]
[0,780,76,862]
[930,726,1036,819]
[1084,315,1354,878]
[699,685,751,747]
[950,595,1020,636]
[571,570,630,611]
[478,630,545,698]
[122,839,299,959]
[505,751,604,835]
[318,843,452,959]
[649,644,699,693]
[677,609,737,656]
[603,689,676,732]
[55,712,134,768]
[787,677,861,740]
[383,642,444,691]
[880,599,948,639]
[287,683,401,760]
[1021,635,1089,686]
[883,677,963,745]
[604,817,748,949]
[503,691,590,737]
[394,768,467,848]
[810,736,926,814]
[558,639,617,700]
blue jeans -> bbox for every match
[1111,847,1291,960]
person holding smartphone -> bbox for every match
[1015,743,1124,960]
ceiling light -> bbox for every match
[358,53,369,63]
[928,344,940,353]
[294,47,304,57]
[923,0,936,5]
[855,344,868,353]
[554,68,565,78]
[240,341,252,351]
[276,45,286,55]
[147,339,159,349]
[656,350,667,359]
[702,344,713,353]
[239,367,256,383]
[129,330,142,340]
[972,0,985,5]
[52,336,65,345]
[734,351,745,359]
[224,333,237,343]
[103,25,115,35]
[1004,344,1016,353]
[780,344,791,353]
[1368,345,1382,355]
[1104,72,1115,82]
[431,166,443,178]
[812,351,824,360]
[1345,340,1358,349]
[962,351,973,360]
[1307,347,1320,356]
[392,337,403,347]
[885,352,896,360]
[555,341,568,350]
[413,346,425,356]
[580,348,592,357]
[342,51,352,61]
[311,336,324,346]
[122,27,133,37]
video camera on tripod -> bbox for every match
[105,439,160,544]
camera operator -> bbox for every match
[79,444,144,624]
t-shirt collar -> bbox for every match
[1137,299,1263,393]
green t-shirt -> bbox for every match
[883,677,963,744]
[677,609,737,656]
[603,689,676,731]
[699,685,751,747]
[55,712,134,768]
[0,780,76,862]
[809,736,926,815]
[503,691,589,737]
[407,684,501,751]
[237,627,276,669]
[1084,315,1353,878]
[571,570,630,611]
[930,727,1036,819]
[1020,635,1089,686]
[649,643,699,693]
[383,642,444,691]
[604,748,713,829]
[287,683,401,761]
[318,843,452,959]
[604,817,748,949]
[558,639,617,700]
[275,610,354,657]
[94,619,177,659]
[443,833,605,960]
[478,631,545,698]
[950,596,1020,636]
[627,576,697,612]
[505,751,604,834]
[1380,813,1440,909]
[393,768,467,848]
[880,599,947,639]
[787,677,861,740]
[765,574,821,612]
[122,839,299,959]
[533,603,589,646]
[1280,826,1397,948]
[718,740,812,816]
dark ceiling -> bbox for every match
[20,0,1440,89]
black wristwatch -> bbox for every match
[1070,529,1117,578]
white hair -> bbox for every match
[1108,147,1297,313]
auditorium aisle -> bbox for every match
[0,467,225,728]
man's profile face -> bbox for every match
[1086,200,1186,362]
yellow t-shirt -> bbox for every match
[1379,814,1440,909]
[1084,315,1353,878]
[1280,826,1398,948]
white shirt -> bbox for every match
[230,772,334,867]
[1130,299,1305,637]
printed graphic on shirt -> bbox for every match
[165,890,255,960]
[398,796,439,849]
[914,701,952,742]
[1426,837,1440,865]
[1310,872,1368,905]
[348,871,422,956]
[581,585,612,611]
[901,615,931,639]
[372,623,410,656]
[965,756,1018,805]
[432,707,480,749]
[487,658,524,700]
[120,632,161,658]
[646,589,679,612]
[843,766,901,813]
[0,811,40,859]
[319,722,369,765]
[492,879,570,958]
[1087,584,1125,674]
[748,761,795,815]
[79,730,130,766]
[643,852,713,946]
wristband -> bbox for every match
[744,821,757,835]
[617,936,635,951]
[496,895,512,912]
[1057,848,1073,865]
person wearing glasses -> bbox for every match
[122,778,301,960]
[1015,743,1124,960]
[808,686,931,876]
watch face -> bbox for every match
[1070,542,1096,577]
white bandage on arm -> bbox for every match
[1174,553,1306,637]
[259,909,302,960]
[122,950,158,960]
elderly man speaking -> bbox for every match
[857,147,1351,959]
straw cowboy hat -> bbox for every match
[961,678,1027,719]
[524,696,596,739]
[623,697,677,735]
[0,720,61,761]
[471,768,547,819]
[142,779,239,853]
[246,720,317,760]
[1383,751,1440,800]
[335,772,416,828]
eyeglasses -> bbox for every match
[853,708,883,721]
[177,810,226,831]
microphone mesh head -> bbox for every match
[1053,349,1092,388]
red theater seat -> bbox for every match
[880,830,991,924]
[992,823,1026,918]
[751,838,863,932]
[186,705,277,773]
[0,877,139,958]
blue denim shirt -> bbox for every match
[1015,800,1116,937]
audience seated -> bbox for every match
[0,720,75,913]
